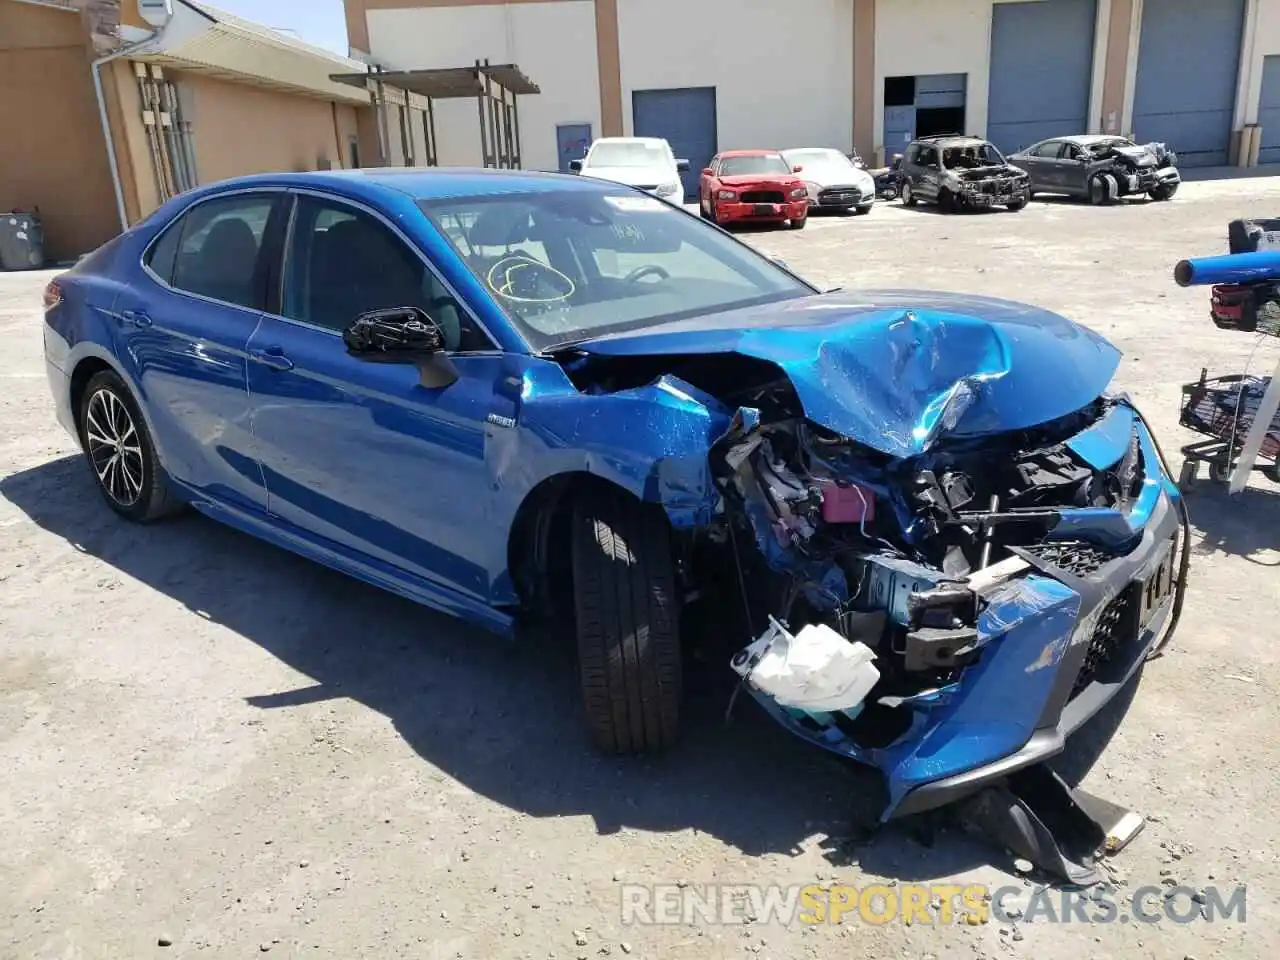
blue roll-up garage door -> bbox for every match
[987,0,1097,155]
[633,87,717,202]
[1259,56,1280,165]
[1132,0,1245,167]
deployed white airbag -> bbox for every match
[731,617,880,713]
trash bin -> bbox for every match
[0,211,46,271]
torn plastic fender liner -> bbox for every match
[569,289,1121,458]
[874,575,1082,819]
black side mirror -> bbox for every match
[675,158,690,172]
[344,306,443,356]
[569,159,583,172]
[344,307,458,387]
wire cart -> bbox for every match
[1178,369,1280,487]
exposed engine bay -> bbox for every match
[1085,140,1179,198]
[549,291,1190,829]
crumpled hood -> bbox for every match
[1110,145,1157,166]
[571,289,1121,459]
[580,166,676,187]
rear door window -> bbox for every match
[163,194,277,310]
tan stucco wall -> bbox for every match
[0,0,120,261]
[176,72,358,186]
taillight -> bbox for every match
[43,280,62,311]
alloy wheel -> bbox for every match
[85,388,144,507]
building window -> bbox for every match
[348,135,361,169]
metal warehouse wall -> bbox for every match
[365,1,603,171]
[616,0,854,155]
[874,0,1107,157]
[1242,0,1280,163]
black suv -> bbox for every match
[899,135,1030,213]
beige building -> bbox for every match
[1,0,377,263]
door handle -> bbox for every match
[120,309,152,327]
[249,346,294,372]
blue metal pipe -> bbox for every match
[1174,250,1280,287]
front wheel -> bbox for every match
[1149,182,1179,201]
[78,369,183,522]
[789,215,807,230]
[938,187,957,213]
[571,488,683,754]
[901,181,917,206]
[854,204,873,215]
[1089,173,1116,205]
[1006,195,1028,212]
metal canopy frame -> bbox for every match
[330,60,540,169]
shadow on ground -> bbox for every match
[1183,480,1280,564]
[1,455,1140,880]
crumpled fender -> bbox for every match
[572,290,1121,459]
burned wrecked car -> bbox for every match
[45,169,1188,827]
[900,135,1031,212]
[1010,135,1180,204]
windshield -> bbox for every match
[585,142,669,168]
[940,142,1006,168]
[419,190,814,350]
[720,155,791,176]
[783,149,854,171]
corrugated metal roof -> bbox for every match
[136,1,371,105]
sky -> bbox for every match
[209,0,350,55]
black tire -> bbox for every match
[938,187,956,213]
[789,215,807,230]
[699,193,712,220]
[1006,195,1028,212]
[1089,173,1116,205]
[901,180,917,207]
[77,369,183,522]
[571,488,682,754]
[854,204,873,215]
[1149,182,1179,201]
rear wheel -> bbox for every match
[571,487,682,754]
[77,370,183,523]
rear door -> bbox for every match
[244,191,507,601]
[112,190,286,512]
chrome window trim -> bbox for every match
[282,187,504,354]
[138,186,289,319]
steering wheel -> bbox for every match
[623,265,671,285]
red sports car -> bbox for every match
[698,150,809,229]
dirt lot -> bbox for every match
[3,177,1279,960]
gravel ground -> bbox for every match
[2,177,1279,960]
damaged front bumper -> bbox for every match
[729,402,1187,821]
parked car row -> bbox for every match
[875,133,1182,212]
[567,131,1182,228]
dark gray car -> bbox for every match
[1009,135,1180,204]
[899,135,1030,213]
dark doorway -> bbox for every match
[916,106,965,138]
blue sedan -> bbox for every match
[42,168,1188,822]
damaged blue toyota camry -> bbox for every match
[42,168,1188,823]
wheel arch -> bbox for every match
[506,470,676,619]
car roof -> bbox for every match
[173,167,624,203]
[718,149,782,158]
[1054,134,1130,146]
[782,147,842,154]
[913,135,989,147]
[590,136,668,147]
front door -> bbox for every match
[556,123,592,173]
[245,192,503,601]
[112,190,286,513]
